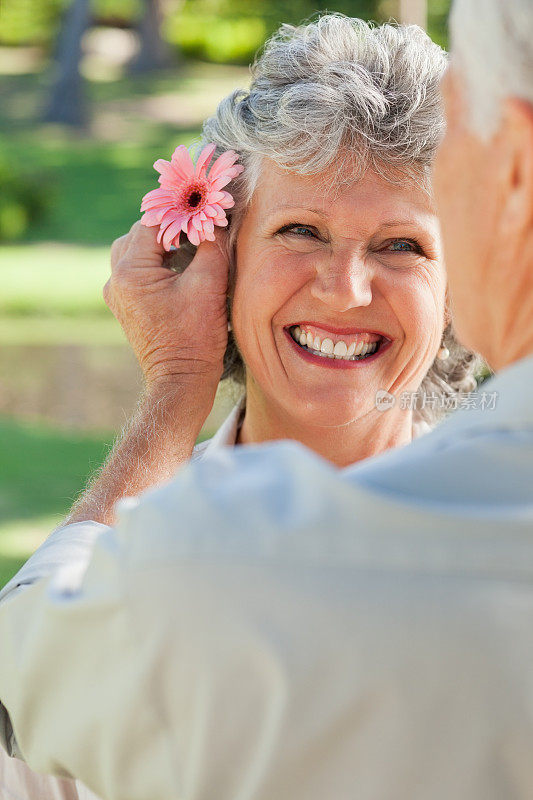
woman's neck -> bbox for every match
[237,386,414,468]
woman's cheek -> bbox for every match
[232,252,285,344]
[245,252,310,317]
[396,267,446,334]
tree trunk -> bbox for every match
[129,0,175,74]
[42,0,91,127]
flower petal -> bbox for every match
[203,205,218,218]
[213,216,228,228]
[208,150,241,182]
[209,165,243,191]
[141,206,174,227]
[209,203,226,219]
[162,218,185,251]
[140,195,175,212]
[191,213,204,231]
[195,143,216,178]
[205,190,226,203]
[153,159,185,186]
[170,145,195,180]
[157,208,183,237]
[141,187,173,204]
[217,191,235,209]
[187,218,201,246]
[209,174,234,192]
[203,217,215,235]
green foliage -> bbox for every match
[0,0,140,46]
[166,14,267,64]
[0,130,201,244]
[0,155,50,242]
[166,0,382,64]
[0,0,67,46]
[92,0,141,26]
[0,0,451,57]
[0,0,383,58]
[427,0,452,48]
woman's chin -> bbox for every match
[284,391,377,430]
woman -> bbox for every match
[0,14,478,800]
[140,13,477,469]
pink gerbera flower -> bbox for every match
[140,143,244,250]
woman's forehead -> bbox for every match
[252,160,437,229]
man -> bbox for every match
[1,1,533,798]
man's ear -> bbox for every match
[499,97,533,236]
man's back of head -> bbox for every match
[434,0,533,371]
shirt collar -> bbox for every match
[202,398,246,455]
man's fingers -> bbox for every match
[121,220,166,267]
[110,234,129,270]
[185,227,230,287]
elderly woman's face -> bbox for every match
[232,159,446,427]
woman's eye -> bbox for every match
[278,224,317,238]
[387,239,420,253]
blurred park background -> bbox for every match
[0,0,451,588]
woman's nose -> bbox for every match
[310,256,373,312]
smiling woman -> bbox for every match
[192,15,479,466]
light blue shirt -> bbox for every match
[0,355,532,800]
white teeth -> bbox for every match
[333,341,348,358]
[291,326,382,361]
[321,338,334,355]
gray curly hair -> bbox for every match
[191,13,480,424]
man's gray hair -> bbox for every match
[451,0,533,135]
[195,14,480,423]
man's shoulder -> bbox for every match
[118,419,533,583]
[119,439,341,558]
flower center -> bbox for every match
[188,191,202,208]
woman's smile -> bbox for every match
[283,324,393,370]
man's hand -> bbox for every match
[64,221,233,527]
[104,220,229,396]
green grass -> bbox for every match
[0,243,110,315]
[0,243,126,343]
[0,315,125,344]
[0,416,114,589]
